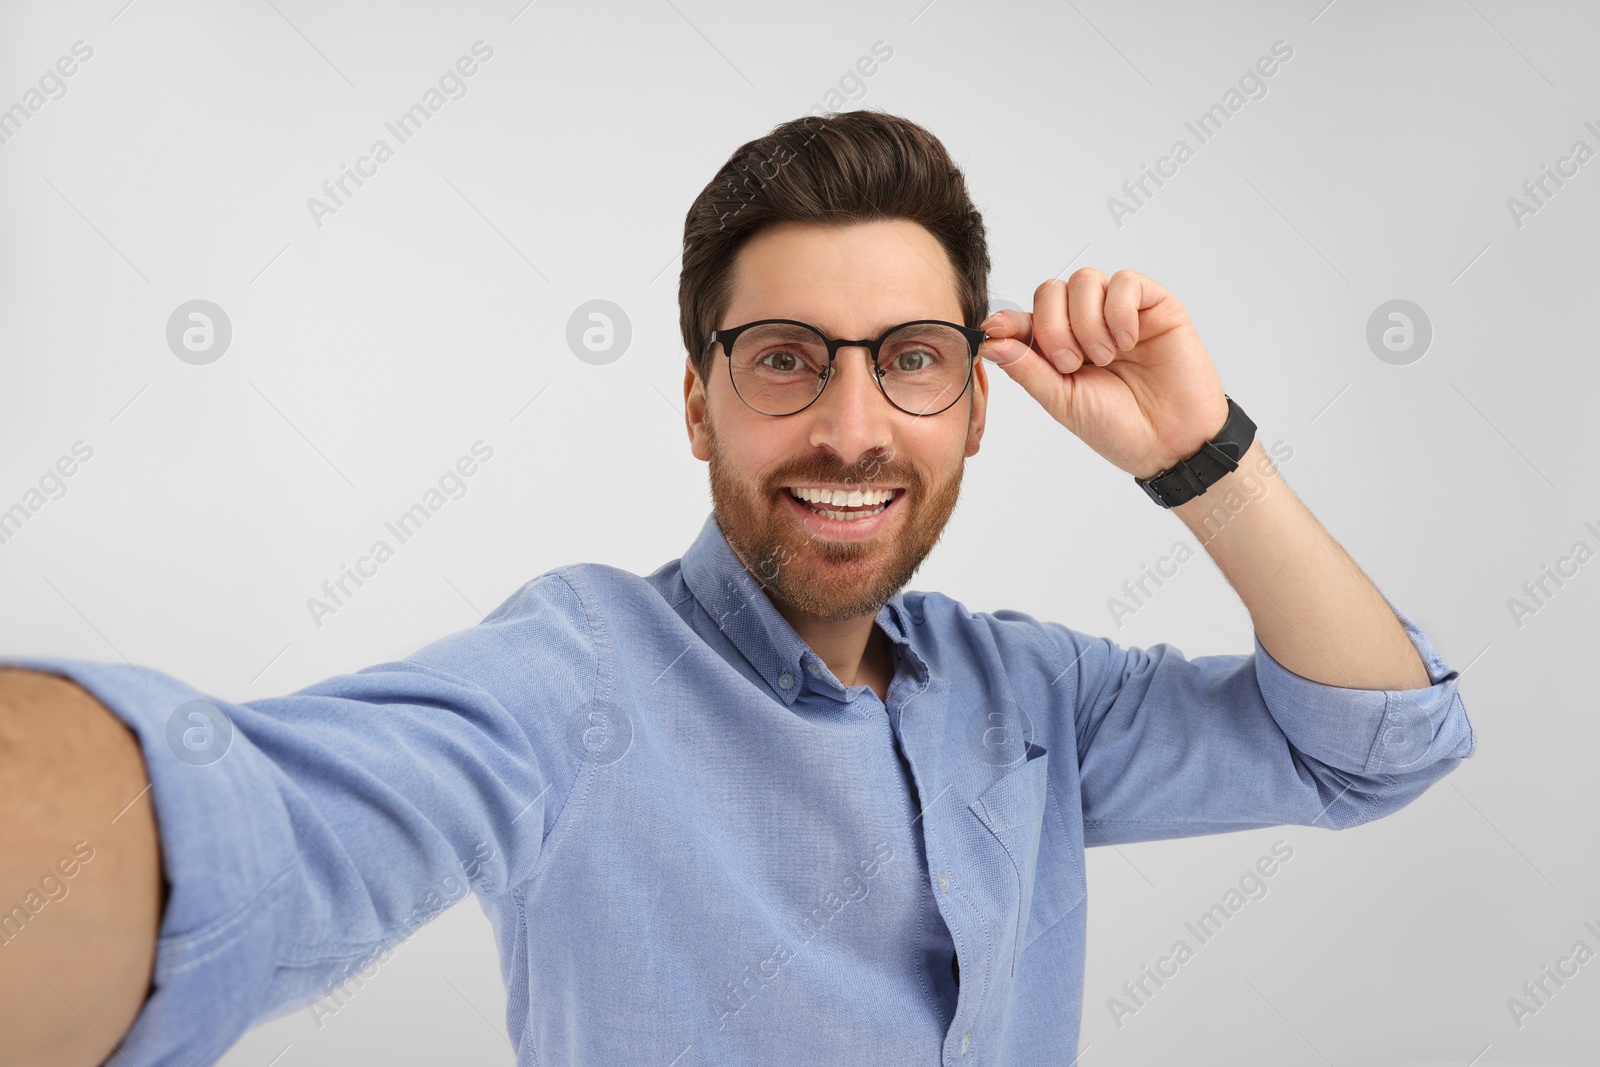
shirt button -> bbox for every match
[937,872,950,894]
[961,1031,970,1054]
[806,660,822,678]
[778,672,794,690]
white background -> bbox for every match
[1,1,1594,1064]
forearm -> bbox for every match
[1170,439,1431,691]
[0,668,163,1067]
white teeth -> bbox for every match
[788,486,897,507]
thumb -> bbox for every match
[981,337,1072,418]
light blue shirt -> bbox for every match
[5,511,1477,1065]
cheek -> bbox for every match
[904,431,960,477]
[714,438,786,497]
[735,435,806,490]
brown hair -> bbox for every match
[678,109,991,386]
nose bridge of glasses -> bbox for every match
[817,340,890,410]
[825,338,882,378]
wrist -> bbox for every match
[1171,437,1267,518]
[1139,400,1231,479]
[1133,396,1255,509]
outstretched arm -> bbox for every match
[1,569,596,1064]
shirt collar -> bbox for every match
[680,511,924,705]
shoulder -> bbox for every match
[904,588,1123,698]
[480,566,592,625]
[903,587,1085,641]
[481,561,693,639]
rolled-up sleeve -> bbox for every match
[0,571,595,1065]
[1068,593,1477,845]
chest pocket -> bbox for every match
[970,742,1086,969]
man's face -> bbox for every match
[684,219,989,623]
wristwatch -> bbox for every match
[1134,395,1256,508]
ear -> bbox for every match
[964,357,988,458]
[685,357,710,462]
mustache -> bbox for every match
[771,465,915,491]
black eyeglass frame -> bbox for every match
[704,318,988,418]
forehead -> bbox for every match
[725,219,963,329]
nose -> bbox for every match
[806,343,895,463]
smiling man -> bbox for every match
[1,110,1475,1066]
[691,217,981,702]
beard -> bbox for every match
[704,413,965,623]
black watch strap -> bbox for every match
[1134,396,1256,508]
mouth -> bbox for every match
[784,485,901,519]
[780,485,904,539]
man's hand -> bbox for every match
[979,268,1229,480]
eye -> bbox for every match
[759,348,812,374]
[886,347,936,373]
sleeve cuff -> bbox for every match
[1251,593,1478,776]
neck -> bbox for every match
[771,599,893,691]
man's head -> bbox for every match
[679,111,992,623]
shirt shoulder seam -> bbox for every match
[523,566,610,871]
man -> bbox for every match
[0,110,1474,1065]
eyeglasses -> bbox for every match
[705,318,986,418]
